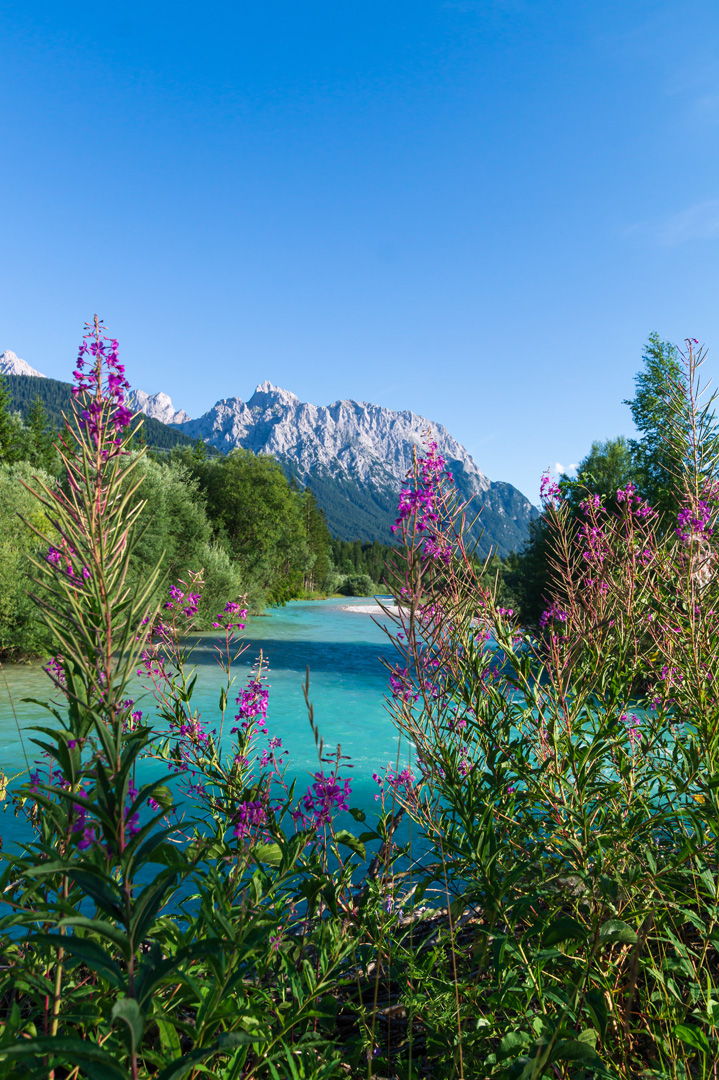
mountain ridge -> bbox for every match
[173,382,537,556]
[0,350,46,378]
[3,359,537,556]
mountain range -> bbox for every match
[172,381,537,555]
[1,350,537,556]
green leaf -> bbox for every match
[550,1039,600,1063]
[333,829,366,860]
[252,842,283,866]
[58,916,131,957]
[496,1030,531,1061]
[155,1016,182,1058]
[112,997,145,1057]
[543,917,588,948]
[598,918,638,945]
[66,869,124,921]
[155,1032,258,1080]
[130,868,181,943]
[0,1036,127,1080]
[31,934,125,988]
[674,1023,712,1055]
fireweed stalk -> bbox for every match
[0,321,372,1080]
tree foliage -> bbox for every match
[0,462,56,658]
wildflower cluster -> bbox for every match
[392,437,453,563]
[539,469,562,509]
[299,771,352,827]
[676,497,714,542]
[72,319,134,452]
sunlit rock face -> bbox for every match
[127,389,190,426]
[175,382,538,554]
[0,350,45,378]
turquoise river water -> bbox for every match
[0,597,407,850]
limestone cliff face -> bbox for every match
[0,350,45,378]
[177,381,490,489]
[175,382,537,554]
[127,389,190,426]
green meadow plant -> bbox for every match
[373,339,719,1077]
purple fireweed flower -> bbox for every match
[233,799,267,839]
[539,601,568,630]
[78,826,97,850]
[392,439,449,537]
[621,712,641,751]
[232,666,270,735]
[540,471,562,509]
[302,772,352,827]
[389,666,419,703]
[676,499,714,542]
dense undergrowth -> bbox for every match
[2,323,719,1078]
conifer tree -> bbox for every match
[26,394,55,470]
[624,332,688,521]
[0,372,25,464]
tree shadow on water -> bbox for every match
[190,636,396,678]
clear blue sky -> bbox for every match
[2,1,719,503]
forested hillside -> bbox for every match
[4,374,213,454]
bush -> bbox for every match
[338,572,376,596]
[127,455,244,626]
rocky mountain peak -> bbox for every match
[173,383,537,553]
[0,350,46,378]
[126,389,190,426]
[248,381,301,409]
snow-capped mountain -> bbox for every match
[126,389,190,426]
[175,382,537,554]
[0,350,45,378]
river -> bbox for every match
[0,597,407,849]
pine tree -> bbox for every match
[0,372,25,464]
[191,437,207,465]
[27,395,55,470]
[624,332,687,521]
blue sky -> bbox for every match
[2,0,719,503]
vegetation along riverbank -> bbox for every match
[2,321,719,1077]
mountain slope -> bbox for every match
[176,382,537,556]
[1,350,46,378]
[127,389,190,425]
